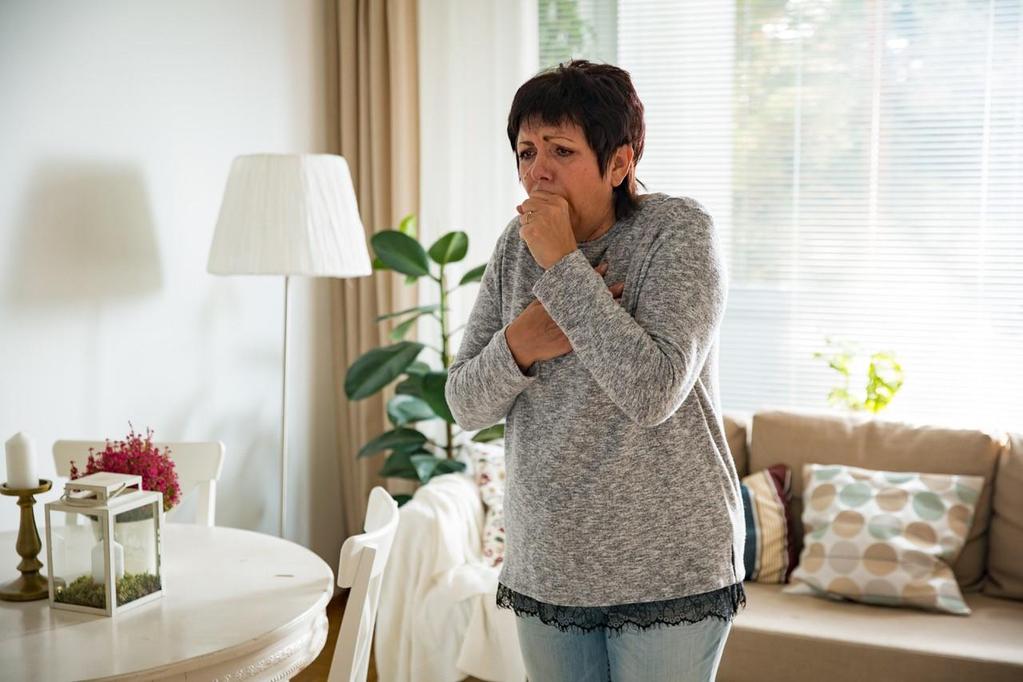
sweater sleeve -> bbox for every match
[531,209,727,428]
[445,227,539,432]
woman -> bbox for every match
[444,60,746,681]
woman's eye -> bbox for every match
[517,148,572,161]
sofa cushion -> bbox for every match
[984,431,1023,600]
[786,463,983,614]
[749,410,1001,591]
[741,464,797,583]
[466,441,507,568]
[724,413,749,478]
[720,582,1023,682]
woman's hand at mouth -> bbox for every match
[517,190,577,270]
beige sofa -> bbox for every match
[719,410,1023,682]
[376,410,1023,681]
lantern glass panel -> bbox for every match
[48,510,108,608]
[113,501,162,605]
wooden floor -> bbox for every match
[294,591,487,681]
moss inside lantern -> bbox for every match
[53,572,162,608]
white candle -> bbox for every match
[4,432,37,490]
[91,539,125,584]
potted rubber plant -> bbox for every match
[344,215,504,506]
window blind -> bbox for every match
[539,0,618,66]
[539,0,1023,430]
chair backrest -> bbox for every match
[52,440,226,527]
[328,486,400,682]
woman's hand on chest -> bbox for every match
[506,261,625,371]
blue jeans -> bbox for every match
[514,614,732,682]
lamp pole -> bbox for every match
[279,275,291,538]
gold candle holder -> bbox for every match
[0,479,52,601]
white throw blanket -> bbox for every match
[374,472,526,682]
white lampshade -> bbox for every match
[207,154,373,277]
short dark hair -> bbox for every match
[507,59,646,221]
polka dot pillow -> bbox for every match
[467,441,506,568]
[784,463,984,615]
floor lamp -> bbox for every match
[207,154,372,538]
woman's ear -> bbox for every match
[610,144,635,186]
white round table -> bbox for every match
[0,524,334,681]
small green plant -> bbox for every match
[813,337,904,413]
[54,572,162,608]
[344,215,505,506]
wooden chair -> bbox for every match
[328,486,400,682]
[52,440,226,526]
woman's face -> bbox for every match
[516,119,618,236]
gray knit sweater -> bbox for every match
[445,192,746,607]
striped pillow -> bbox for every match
[741,464,798,583]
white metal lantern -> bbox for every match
[44,472,164,616]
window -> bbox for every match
[539,0,618,66]
[539,0,1023,429]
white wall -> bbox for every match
[0,0,344,569]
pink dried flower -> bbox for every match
[69,424,181,512]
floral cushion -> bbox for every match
[467,441,506,568]
[741,464,798,583]
[784,463,984,614]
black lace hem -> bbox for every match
[496,581,747,637]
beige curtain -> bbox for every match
[326,0,420,540]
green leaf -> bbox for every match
[372,257,388,271]
[345,342,424,400]
[376,304,439,323]
[398,214,417,238]
[395,374,423,398]
[410,454,442,483]
[428,231,469,265]
[471,423,505,443]
[395,363,430,399]
[405,361,431,377]
[386,394,436,427]
[356,427,428,459]
[458,263,487,287]
[829,359,850,376]
[864,351,904,413]
[392,493,413,507]
[371,231,431,278]
[378,450,418,479]
[405,274,418,285]
[380,469,421,482]
[434,458,467,474]
[380,449,415,478]
[421,371,455,423]
[389,315,420,342]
